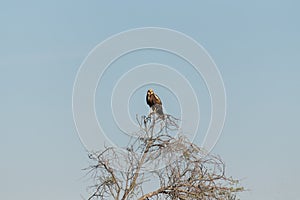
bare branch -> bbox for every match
[85,114,244,200]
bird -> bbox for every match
[146,89,164,118]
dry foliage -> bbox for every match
[85,113,244,200]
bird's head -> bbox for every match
[147,89,154,95]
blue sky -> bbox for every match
[1,1,300,199]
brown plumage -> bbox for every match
[146,89,164,117]
[146,89,162,107]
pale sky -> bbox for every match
[1,1,300,200]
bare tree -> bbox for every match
[85,113,244,200]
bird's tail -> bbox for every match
[153,104,164,120]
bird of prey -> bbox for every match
[146,89,164,118]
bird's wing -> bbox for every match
[154,94,162,104]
